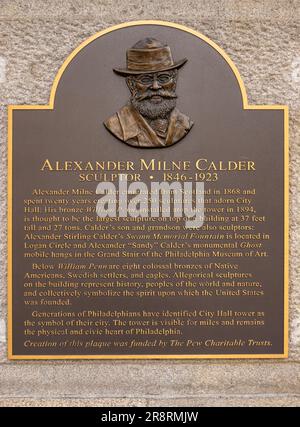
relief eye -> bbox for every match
[157,74,172,83]
[139,76,153,85]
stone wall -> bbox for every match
[0,0,299,407]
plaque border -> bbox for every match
[7,20,289,360]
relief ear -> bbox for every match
[126,76,135,93]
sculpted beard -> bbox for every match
[131,93,177,120]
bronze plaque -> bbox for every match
[8,21,288,359]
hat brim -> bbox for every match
[113,58,187,76]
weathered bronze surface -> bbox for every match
[104,38,194,147]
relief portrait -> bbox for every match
[104,37,194,148]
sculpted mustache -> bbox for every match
[135,91,177,101]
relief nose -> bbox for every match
[151,78,161,90]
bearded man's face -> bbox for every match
[126,70,178,120]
